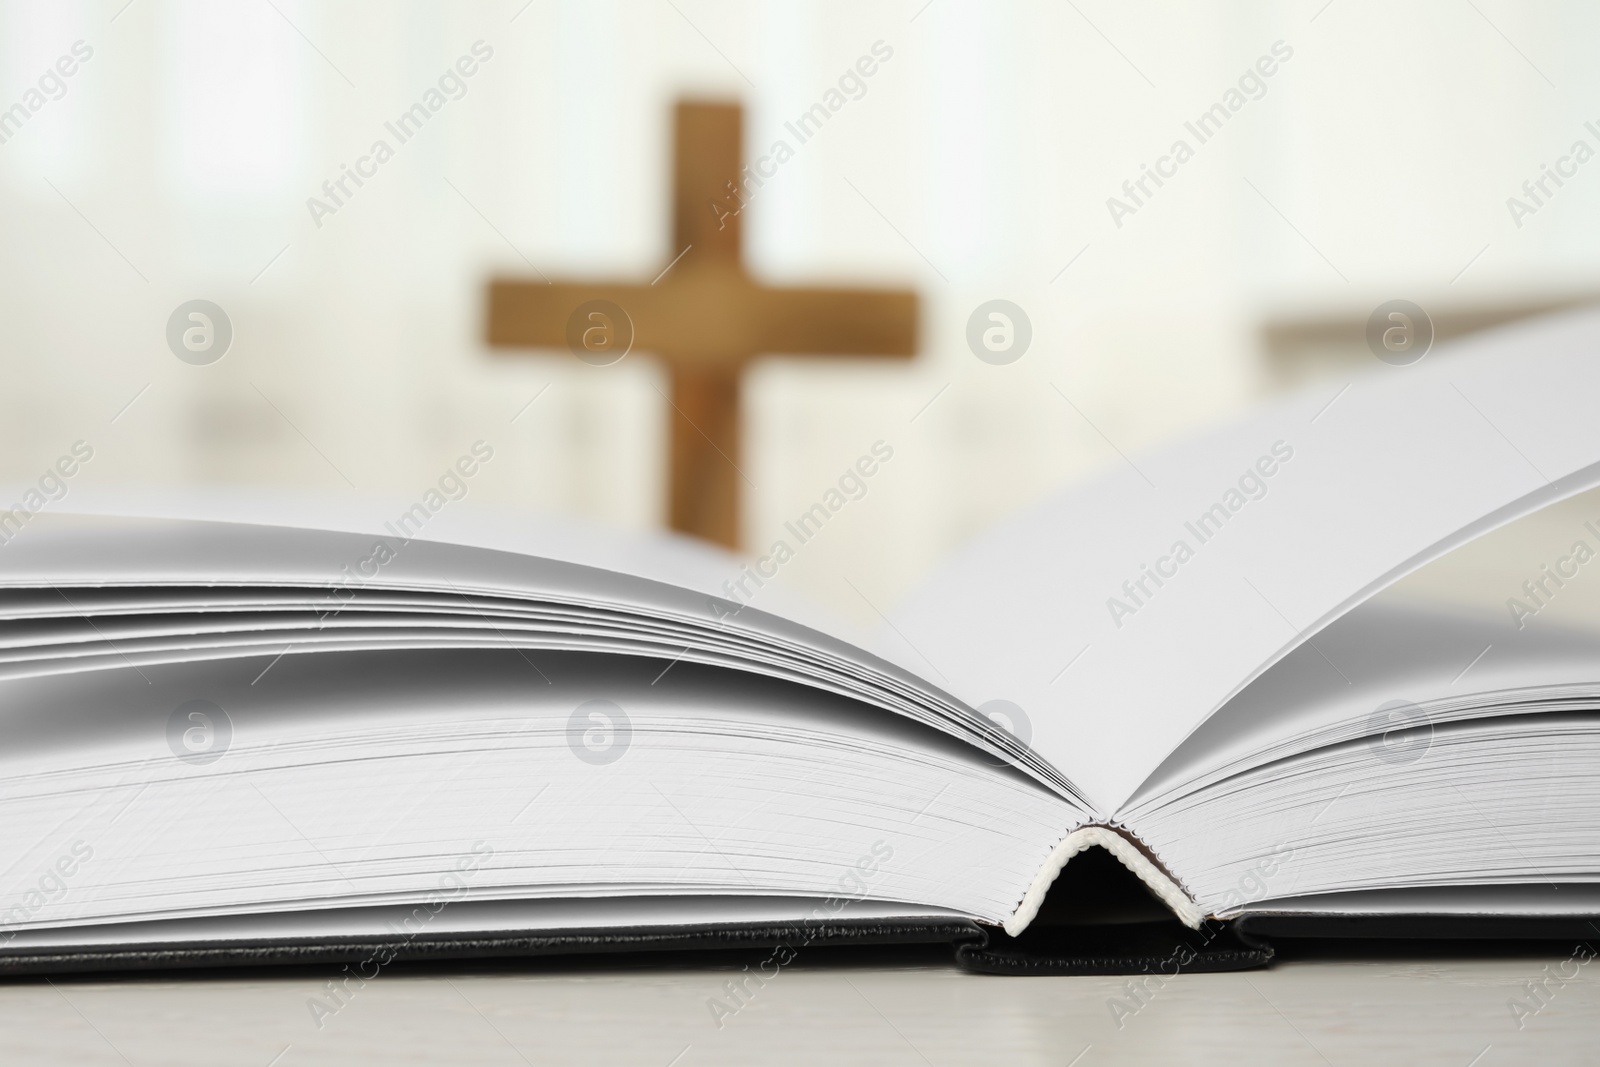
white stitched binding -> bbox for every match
[1003,825,1204,936]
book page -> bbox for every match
[889,306,1600,814]
[0,896,969,951]
[1125,485,1600,813]
[0,511,1077,800]
[21,485,856,646]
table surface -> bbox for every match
[1,941,1595,1066]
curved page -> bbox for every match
[27,486,853,645]
[890,306,1600,813]
[0,512,1076,801]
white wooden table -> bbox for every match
[1,943,1592,1065]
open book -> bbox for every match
[5,306,1600,975]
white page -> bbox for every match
[1125,486,1600,814]
[1124,597,1600,815]
[0,897,967,951]
[0,648,1068,931]
[890,306,1600,813]
[0,512,1075,798]
[1231,885,1600,918]
[23,486,856,646]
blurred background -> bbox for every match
[2,0,1597,626]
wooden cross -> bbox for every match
[485,99,919,549]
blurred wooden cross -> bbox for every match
[485,99,919,549]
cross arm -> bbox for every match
[747,285,918,359]
[486,280,663,351]
[487,275,918,365]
